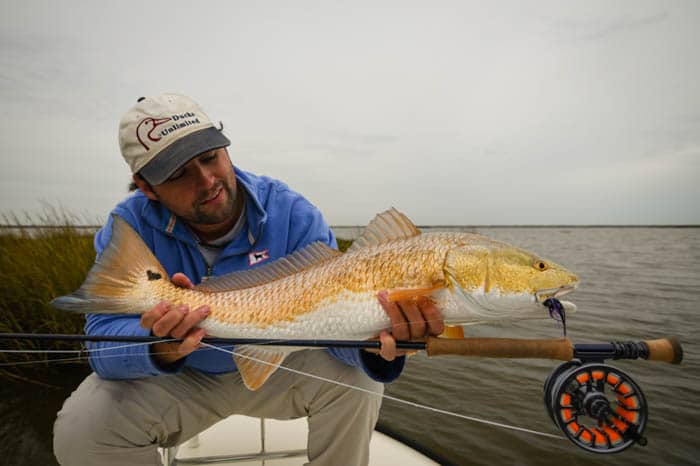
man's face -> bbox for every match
[142,147,239,227]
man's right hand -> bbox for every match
[140,272,210,366]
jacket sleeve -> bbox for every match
[287,196,406,383]
[84,215,184,379]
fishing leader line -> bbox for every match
[0,337,289,367]
[200,343,565,441]
[0,337,286,367]
[0,339,178,355]
[0,339,183,367]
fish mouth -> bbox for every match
[534,282,578,303]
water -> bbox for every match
[0,368,89,466]
[375,227,700,465]
[2,227,699,465]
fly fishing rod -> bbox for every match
[0,332,683,454]
[0,332,682,362]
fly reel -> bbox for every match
[544,361,648,453]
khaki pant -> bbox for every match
[54,349,384,466]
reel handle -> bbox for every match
[425,337,574,361]
[644,337,683,364]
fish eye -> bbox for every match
[534,260,548,271]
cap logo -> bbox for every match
[136,117,172,150]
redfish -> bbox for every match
[52,209,578,390]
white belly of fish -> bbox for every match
[198,291,392,341]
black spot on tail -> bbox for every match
[147,270,162,281]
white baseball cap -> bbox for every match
[119,93,231,185]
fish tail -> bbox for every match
[51,216,168,314]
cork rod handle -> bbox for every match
[425,337,574,361]
[645,337,683,364]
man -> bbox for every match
[53,93,444,466]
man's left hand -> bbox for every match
[369,290,444,361]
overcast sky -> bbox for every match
[1,1,698,225]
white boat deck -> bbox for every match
[163,415,438,465]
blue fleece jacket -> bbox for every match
[85,167,404,382]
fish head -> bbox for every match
[443,237,579,319]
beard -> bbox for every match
[189,181,239,225]
[159,180,240,226]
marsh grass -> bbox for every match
[0,210,97,380]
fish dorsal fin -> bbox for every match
[347,208,421,252]
[195,242,342,292]
[233,346,289,391]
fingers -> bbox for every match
[139,272,206,365]
[150,304,189,337]
[171,305,210,339]
[140,301,171,330]
[377,291,410,341]
[377,290,445,340]
[418,297,444,336]
[145,303,209,365]
[177,327,207,355]
[399,300,426,338]
[151,327,206,365]
[140,272,201,335]
[172,272,195,289]
[141,301,210,339]
[379,331,396,361]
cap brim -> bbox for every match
[139,126,231,185]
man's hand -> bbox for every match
[370,290,444,361]
[140,273,210,366]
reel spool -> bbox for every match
[543,360,582,424]
[544,362,648,453]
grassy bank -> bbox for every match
[0,218,354,381]
[0,221,95,381]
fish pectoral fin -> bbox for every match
[386,282,446,302]
[439,325,465,339]
[232,346,289,391]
